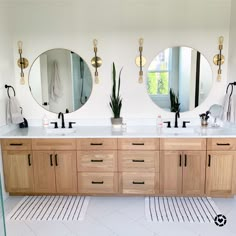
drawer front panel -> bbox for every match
[121,172,157,194]
[77,138,117,150]
[118,138,159,150]
[118,151,159,172]
[207,138,236,151]
[78,172,118,193]
[2,139,32,150]
[77,151,117,171]
[32,139,76,150]
[160,138,206,150]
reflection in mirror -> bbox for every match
[147,47,212,112]
[29,48,93,113]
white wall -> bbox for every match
[2,0,232,124]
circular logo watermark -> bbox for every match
[214,214,227,227]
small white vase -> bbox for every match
[111,117,123,128]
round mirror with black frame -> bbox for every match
[28,48,93,114]
[146,46,213,112]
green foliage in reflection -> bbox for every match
[147,72,169,95]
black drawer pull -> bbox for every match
[10,143,23,146]
[179,154,182,167]
[91,181,104,184]
[55,154,58,166]
[132,143,145,145]
[90,143,103,146]
[91,159,103,162]
[28,154,31,166]
[50,154,53,166]
[216,143,230,146]
[133,181,145,185]
[208,155,211,167]
[132,159,145,162]
[184,155,187,167]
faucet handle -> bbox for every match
[68,122,76,128]
[50,122,58,128]
[182,121,190,128]
[163,121,171,128]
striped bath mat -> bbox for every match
[7,196,90,221]
[145,196,221,223]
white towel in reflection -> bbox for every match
[49,61,63,102]
[6,97,24,124]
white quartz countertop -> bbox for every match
[1,125,236,138]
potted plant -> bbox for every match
[109,62,123,127]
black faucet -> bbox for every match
[58,112,65,128]
[174,110,180,128]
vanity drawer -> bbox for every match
[160,138,206,150]
[118,151,159,172]
[2,139,32,150]
[77,138,117,150]
[32,139,76,150]
[78,172,118,193]
[118,138,159,150]
[120,172,157,194]
[207,138,236,151]
[77,151,117,171]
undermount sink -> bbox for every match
[45,128,77,135]
[160,127,197,136]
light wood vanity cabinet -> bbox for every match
[118,138,159,194]
[206,138,236,197]
[77,138,118,194]
[2,139,34,193]
[32,139,77,194]
[160,138,206,196]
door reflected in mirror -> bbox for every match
[29,48,93,114]
[147,46,212,112]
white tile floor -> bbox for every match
[3,196,236,236]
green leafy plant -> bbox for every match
[109,62,123,118]
[170,88,180,112]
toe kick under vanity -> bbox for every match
[1,129,236,198]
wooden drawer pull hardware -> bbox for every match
[208,155,211,167]
[132,143,145,145]
[10,143,23,146]
[91,159,103,162]
[28,154,31,166]
[91,181,104,184]
[50,154,53,166]
[55,154,58,166]
[132,181,145,185]
[184,155,187,167]
[216,143,230,146]
[132,159,145,162]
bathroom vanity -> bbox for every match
[1,126,236,198]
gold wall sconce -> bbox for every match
[213,36,225,81]
[17,40,29,85]
[91,39,102,84]
[135,38,146,83]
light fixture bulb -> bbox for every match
[93,39,98,47]
[217,74,221,81]
[219,36,224,46]
[20,76,25,85]
[138,76,143,83]
[17,40,23,50]
[95,75,99,84]
[139,38,144,47]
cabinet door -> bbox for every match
[2,151,34,193]
[33,151,56,193]
[55,151,77,193]
[182,151,206,195]
[160,151,182,195]
[206,151,235,196]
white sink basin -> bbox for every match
[160,128,197,136]
[45,128,77,135]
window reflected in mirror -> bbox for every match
[29,48,93,114]
[147,47,212,112]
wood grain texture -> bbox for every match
[118,138,159,150]
[207,138,236,151]
[32,139,76,150]
[2,139,32,151]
